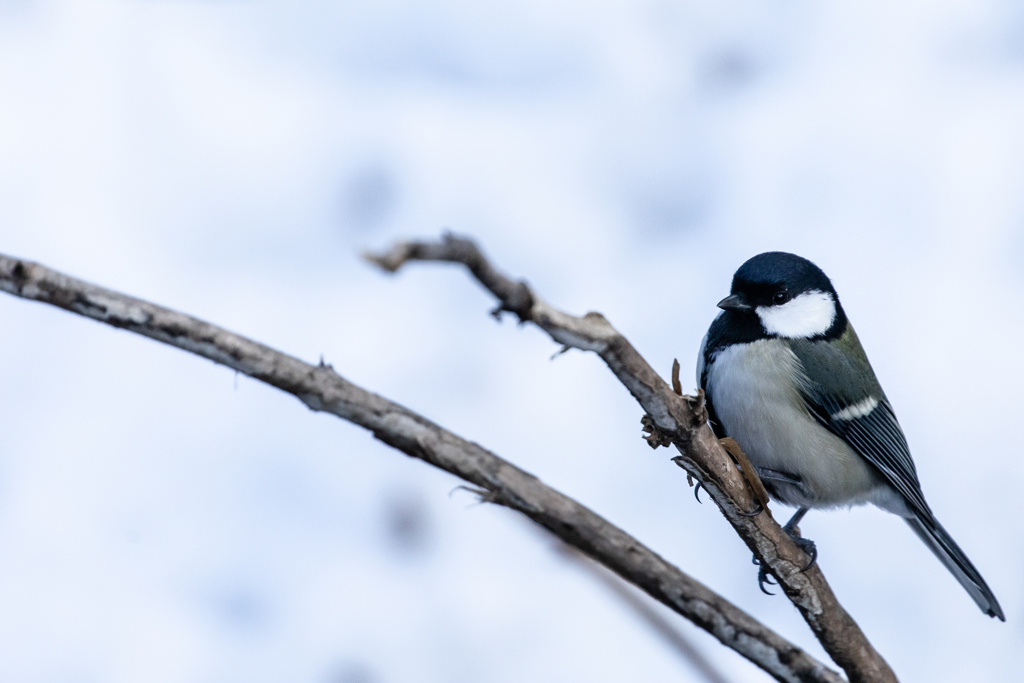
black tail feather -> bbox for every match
[905,516,1004,621]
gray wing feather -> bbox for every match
[787,335,929,516]
[822,398,929,516]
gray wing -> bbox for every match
[787,332,930,517]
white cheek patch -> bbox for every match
[831,396,879,421]
[755,290,836,338]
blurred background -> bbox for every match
[0,0,1022,681]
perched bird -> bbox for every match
[698,251,1004,620]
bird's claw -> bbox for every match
[782,509,817,572]
[753,557,777,595]
[752,506,817,594]
[790,536,818,572]
[736,500,763,517]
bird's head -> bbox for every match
[718,251,844,339]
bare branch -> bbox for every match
[0,254,843,683]
[364,233,898,683]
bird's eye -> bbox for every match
[773,291,790,305]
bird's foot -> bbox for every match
[779,506,817,572]
[640,414,673,449]
[753,556,777,595]
[736,500,763,517]
[785,531,817,572]
[751,537,815,595]
[752,507,817,595]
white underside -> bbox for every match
[705,339,909,515]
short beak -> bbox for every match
[717,294,751,312]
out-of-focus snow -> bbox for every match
[0,1,1022,681]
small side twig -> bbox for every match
[720,437,772,518]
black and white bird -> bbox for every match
[698,251,1004,620]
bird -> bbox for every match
[697,251,1004,620]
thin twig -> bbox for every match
[0,253,842,683]
[720,437,772,516]
[364,233,897,683]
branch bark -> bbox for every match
[0,253,843,683]
[365,233,898,683]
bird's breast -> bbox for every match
[705,339,880,508]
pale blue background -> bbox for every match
[0,1,1022,681]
